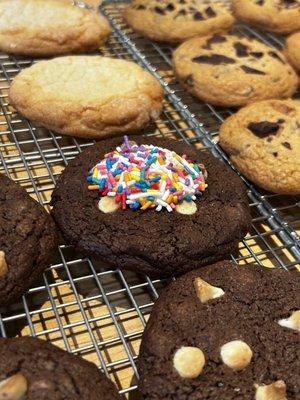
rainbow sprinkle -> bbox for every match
[87,136,208,212]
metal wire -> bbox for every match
[0,1,299,397]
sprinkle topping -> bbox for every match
[87,137,208,212]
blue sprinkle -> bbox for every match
[170,187,176,193]
[113,168,122,176]
[99,178,106,190]
[149,176,161,183]
[147,196,155,201]
[87,175,93,182]
[185,195,192,202]
[117,185,123,193]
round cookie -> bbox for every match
[50,136,251,278]
[173,33,299,108]
[0,0,111,57]
[124,0,234,44]
[9,56,164,139]
[219,99,300,194]
[233,0,300,34]
[284,32,300,72]
[0,336,120,399]
[138,260,300,400]
[0,174,58,307]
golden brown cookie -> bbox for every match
[233,0,300,34]
[9,56,164,139]
[173,34,298,108]
[219,99,300,194]
[124,0,234,43]
[284,32,300,72]
[0,0,111,56]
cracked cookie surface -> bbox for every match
[9,56,164,139]
[124,0,234,43]
[0,0,111,56]
[0,336,120,399]
[173,34,298,107]
[219,99,300,194]
[0,174,58,306]
[233,0,300,34]
[50,137,250,278]
[138,260,300,400]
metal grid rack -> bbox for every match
[0,1,299,398]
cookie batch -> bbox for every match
[0,0,299,399]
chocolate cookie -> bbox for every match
[0,174,58,306]
[138,260,300,400]
[219,99,300,194]
[285,32,300,72]
[51,137,250,278]
[0,336,120,399]
[173,34,299,108]
[233,0,300,34]
[124,0,234,44]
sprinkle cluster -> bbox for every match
[87,136,208,212]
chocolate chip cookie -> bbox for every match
[0,336,120,399]
[9,56,163,139]
[233,0,300,34]
[0,0,111,56]
[219,99,300,194]
[124,0,234,43]
[50,137,251,278]
[285,32,300,72]
[173,34,299,108]
[138,260,300,400]
[0,174,58,306]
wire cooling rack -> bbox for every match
[0,1,299,398]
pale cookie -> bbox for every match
[124,0,234,44]
[284,32,300,72]
[219,99,300,194]
[138,260,300,399]
[9,56,164,139]
[173,34,298,108]
[0,0,111,56]
[233,0,300,34]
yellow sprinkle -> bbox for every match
[175,182,182,190]
[132,167,140,172]
[124,172,131,182]
[88,185,99,190]
[162,174,168,180]
[173,173,179,182]
[167,194,173,204]
[158,156,164,165]
[141,200,152,210]
[173,195,178,204]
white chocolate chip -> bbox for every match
[0,373,28,400]
[255,380,287,400]
[0,251,8,278]
[220,340,253,371]
[173,346,205,379]
[194,277,225,303]
[278,310,300,332]
[98,196,120,213]
[175,200,197,215]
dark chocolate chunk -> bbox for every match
[176,9,186,16]
[194,11,204,20]
[192,54,236,65]
[137,4,146,10]
[241,65,266,75]
[154,6,165,14]
[247,121,280,137]
[203,34,226,50]
[273,152,278,157]
[205,6,216,17]
[179,0,186,3]
[166,3,175,11]
[268,51,285,64]
[282,141,292,149]
[234,42,249,57]
[256,0,264,5]
[250,51,264,59]
[277,118,285,124]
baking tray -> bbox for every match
[0,1,299,398]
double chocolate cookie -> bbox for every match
[138,260,300,399]
[173,34,298,107]
[219,99,300,194]
[0,174,58,306]
[0,336,120,399]
[51,137,250,278]
[124,0,234,43]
